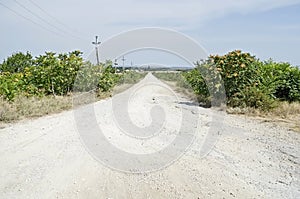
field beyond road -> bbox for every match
[0,74,299,198]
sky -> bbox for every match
[0,0,300,66]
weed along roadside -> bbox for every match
[1,50,299,131]
[0,51,146,124]
[153,50,300,132]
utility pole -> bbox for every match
[114,59,118,73]
[92,36,101,66]
[122,56,126,83]
[121,56,126,72]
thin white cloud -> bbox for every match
[2,0,299,31]
[8,0,298,28]
[0,0,299,63]
[48,0,300,33]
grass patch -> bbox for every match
[227,101,300,132]
[268,102,300,132]
[269,101,300,118]
[0,71,146,126]
[226,101,300,117]
[113,71,147,94]
[153,71,198,102]
[0,92,110,124]
[152,72,182,82]
[121,71,147,84]
[0,95,73,123]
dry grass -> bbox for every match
[227,101,300,132]
[268,102,300,132]
[269,101,300,118]
[0,91,112,126]
[112,83,136,95]
[0,80,140,126]
[0,95,70,122]
[226,107,261,116]
[163,80,197,101]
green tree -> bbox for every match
[0,52,33,73]
[259,60,300,102]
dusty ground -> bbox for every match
[0,74,299,198]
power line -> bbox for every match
[12,0,86,41]
[13,0,69,35]
[27,0,70,29]
[26,0,88,41]
[0,2,63,37]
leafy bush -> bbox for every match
[259,60,300,102]
[0,72,24,101]
[0,51,122,101]
[183,50,300,110]
[27,51,83,95]
[98,63,120,92]
[0,52,33,73]
[230,85,276,110]
[210,50,260,101]
[182,69,209,103]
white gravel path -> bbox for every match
[0,73,299,199]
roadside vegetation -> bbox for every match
[153,50,300,131]
[0,51,145,123]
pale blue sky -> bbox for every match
[0,0,300,66]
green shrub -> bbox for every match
[209,50,261,105]
[98,63,120,92]
[182,68,208,98]
[259,60,300,102]
[0,72,24,101]
[74,61,121,93]
[0,52,33,73]
[28,51,83,95]
[0,51,122,101]
[182,60,225,107]
[182,50,300,110]
[230,85,276,110]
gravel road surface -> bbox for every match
[0,73,299,198]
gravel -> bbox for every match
[0,73,299,198]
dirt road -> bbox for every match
[0,73,299,198]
